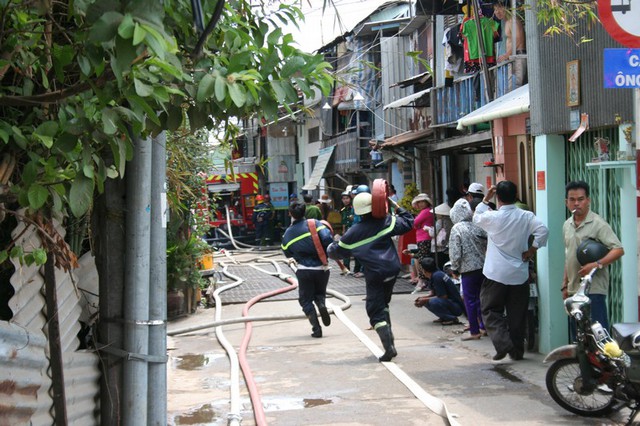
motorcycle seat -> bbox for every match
[612,323,640,351]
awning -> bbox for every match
[381,127,433,148]
[383,88,432,110]
[456,84,529,130]
[390,71,432,88]
[302,146,335,191]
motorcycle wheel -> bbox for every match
[545,358,615,417]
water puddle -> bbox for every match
[174,403,217,425]
[173,353,225,371]
[263,397,335,412]
[491,366,523,383]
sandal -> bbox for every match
[432,318,443,323]
[480,329,488,336]
[441,319,462,326]
[461,334,482,341]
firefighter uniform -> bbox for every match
[327,195,414,361]
[252,200,272,246]
[281,217,334,337]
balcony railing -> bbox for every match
[432,58,523,127]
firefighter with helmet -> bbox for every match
[252,194,272,246]
[327,192,414,362]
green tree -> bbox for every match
[0,0,332,264]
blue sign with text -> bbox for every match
[604,48,640,88]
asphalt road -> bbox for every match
[167,254,631,426]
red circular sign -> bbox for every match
[598,0,640,47]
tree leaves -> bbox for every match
[33,122,58,149]
[197,74,216,102]
[0,0,335,264]
[89,11,124,43]
[69,175,95,218]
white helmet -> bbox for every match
[353,192,372,215]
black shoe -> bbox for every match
[307,314,322,338]
[492,351,508,361]
[318,305,331,326]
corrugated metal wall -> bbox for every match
[525,9,634,136]
[381,35,416,138]
[1,220,100,425]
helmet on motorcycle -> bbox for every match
[351,184,371,196]
[632,331,640,351]
[341,191,351,197]
[353,192,372,215]
[255,195,264,202]
[576,239,610,266]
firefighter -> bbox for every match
[252,195,271,246]
[281,201,334,337]
[327,193,414,362]
[263,194,276,244]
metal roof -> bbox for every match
[383,87,432,110]
[456,84,529,130]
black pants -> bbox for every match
[296,269,330,316]
[480,278,529,354]
[365,274,396,327]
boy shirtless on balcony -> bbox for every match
[493,1,527,86]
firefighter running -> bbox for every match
[327,193,414,362]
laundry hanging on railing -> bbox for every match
[460,6,500,74]
[442,26,464,74]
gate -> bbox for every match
[565,126,623,323]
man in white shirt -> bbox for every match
[473,181,548,361]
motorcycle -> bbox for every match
[544,267,640,424]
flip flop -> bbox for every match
[441,319,462,326]
[432,318,444,323]
[461,334,482,341]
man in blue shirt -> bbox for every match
[414,257,465,325]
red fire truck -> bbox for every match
[205,159,259,242]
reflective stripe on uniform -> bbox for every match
[337,216,396,250]
[280,225,327,250]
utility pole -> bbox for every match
[123,136,152,425]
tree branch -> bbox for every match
[193,0,226,59]
[0,70,114,106]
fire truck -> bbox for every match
[205,158,259,244]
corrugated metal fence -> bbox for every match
[1,220,100,425]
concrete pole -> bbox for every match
[123,136,152,425]
[534,134,567,353]
[148,132,167,425]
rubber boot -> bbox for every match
[384,309,394,341]
[317,302,331,326]
[307,314,322,338]
[375,324,397,362]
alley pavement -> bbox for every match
[167,251,631,426]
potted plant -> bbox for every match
[165,125,215,318]
[167,215,211,317]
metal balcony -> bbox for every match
[432,58,524,127]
